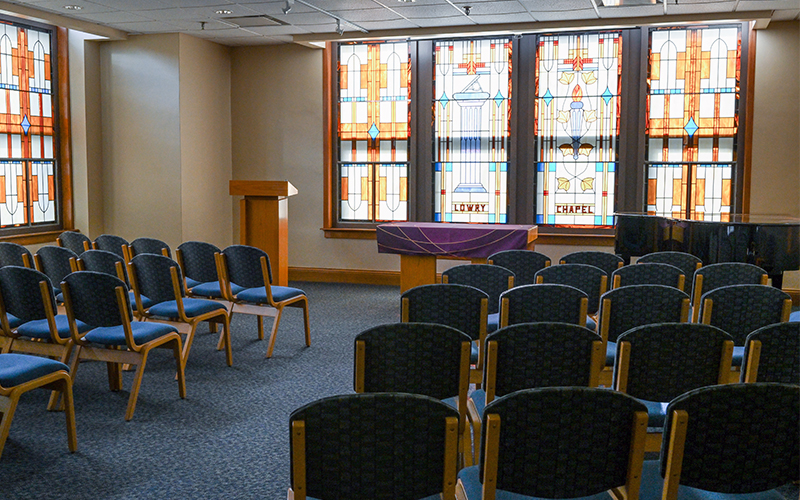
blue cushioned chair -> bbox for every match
[442,264,514,333]
[125,236,171,263]
[176,240,237,300]
[535,263,608,331]
[401,283,488,386]
[457,387,647,500]
[56,230,91,255]
[690,262,768,322]
[560,250,624,278]
[354,322,472,466]
[741,322,800,383]
[77,249,152,320]
[613,323,734,452]
[92,234,129,259]
[289,393,460,500]
[611,262,686,292]
[33,245,79,302]
[0,353,77,458]
[128,253,232,368]
[216,245,310,359]
[499,283,588,328]
[0,242,33,268]
[639,383,799,500]
[62,271,186,421]
[487,250,551,286]
[636,251,701,284]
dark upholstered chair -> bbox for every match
[0,353,77,458]
[636,251,701,282]
[498,284,588,328]
[62,271,185,421]
[401,283,488,386]
[354,322,472,466]
[126,237,171,262]
[611,262,685,291]
[176,241,229,299]
[77,249,151,319]
[92,234,129,259]
[535,263,608,330]
[457,387,647,500]
[216,245,309,358]
[0,242,33,268]
[741,322,800,383]
[487,250,550,286]
[56,230,90,255]
[289,393,460,500]
[560,250,624,278]
[639,383,799,500]
[442,264,514,333]
[690,262,768,321]
[128,254,232,368]
[33,245,78,300]
[613,323,734,451]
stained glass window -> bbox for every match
[433,38,511,224]
[646,26,740,221]
[0,21,57,228]
[534,32,622,227]
[338,41,409,222]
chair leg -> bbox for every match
[179,323,200,369]
[266,307,284,359]
[107,361,123,392]
[47,344,74,411]
[301,298,311,347]
[0,391,21,459]
[257,316,264,341]
[171,339,187,399]
[59,377,78,452]
[221,315,232,367]
[125,353,147,421]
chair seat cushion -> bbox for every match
[189,281,244,299]
[586,315,597,331]
[790,310,800,322]
[0,353,69,387]
[458,465,616,500]
[130,291,155,309]
[732,345,743,368]
[606,341,617,367]
[56,292,64,304]
[235,285,305,304]
[487,312,499,333]
[639,460,786,500]
[147,298,227,319]
[17,315,91,340]
[470,389,487,416]
[636,398,669,429]
[471,342,479,365]
[7,313,24,329]
[82,321,178,346]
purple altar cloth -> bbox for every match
[377,222,537,259]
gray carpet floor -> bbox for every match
[1,282,798,499]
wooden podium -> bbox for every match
[230,180,297,286]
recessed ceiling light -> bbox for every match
[215,9,233,15]
[64,5,82,10]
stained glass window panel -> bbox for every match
[646,26,740,220]
[434,38,511,224]
[534,32,621,227]
[338,41,410,222]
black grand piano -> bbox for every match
[615,213,800,289]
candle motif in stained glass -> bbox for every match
[338,41,410,222]
[534,32,622,227]
[646,26,740,221]
[434,38,511,223]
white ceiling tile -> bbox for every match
[469,13,537,23]
[89,0,173,9]
[77,11,154,23]
[327,8,402,22]
[598,5,665,17]
[241,24,312,34]
[355,19,421,30]
[392,4,466,18]
[530,8,598,20]
[770,8,799,19]
[737,0,800,11]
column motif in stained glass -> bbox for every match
[433,38,511,224]
[0,22,56,228]
[338,41,409,222]
[534,32,621,227]
[646,26,740,221]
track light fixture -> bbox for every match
[282,0,294,15]
[336,19,344,36]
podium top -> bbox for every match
[229,180,298,198]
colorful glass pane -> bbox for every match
[434,38,511,224]
[0,22,56,228]
[338,41,409,222]
[646,26,740,220]
[534,32,621,227]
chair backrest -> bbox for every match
[0,266,57,322]
[220,244,272,287]
[487,250,550,286]
[93,234,129,258]
[560,251,624,278]
[34,245,78,292]
[534,263,607,315]
[637,251,701,280]
[61,271,132,328]
[77,249,129,286]
[698,284,791,345]
[441,264,514,315]
[611,262,685,291]
[614,323,733,402]
[56,231,90,255]
[129,237,172,259]
[401,284,488,341]
[289,393,459,500]
[0,242,33,268]
[691,262,767,316]
[485,323,603,400]
[741,322,800,383]
[176,241,221,283]
[599,284,690,345]
[658,383,799,496]
[499,284,588,327]
[128,253,184,305]
[479,387,647,499]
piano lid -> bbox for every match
[614,212,800,225]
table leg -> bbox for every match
[400,255,437,293]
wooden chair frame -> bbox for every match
[691,272,768,322]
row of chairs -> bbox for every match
[287,384,799,500]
